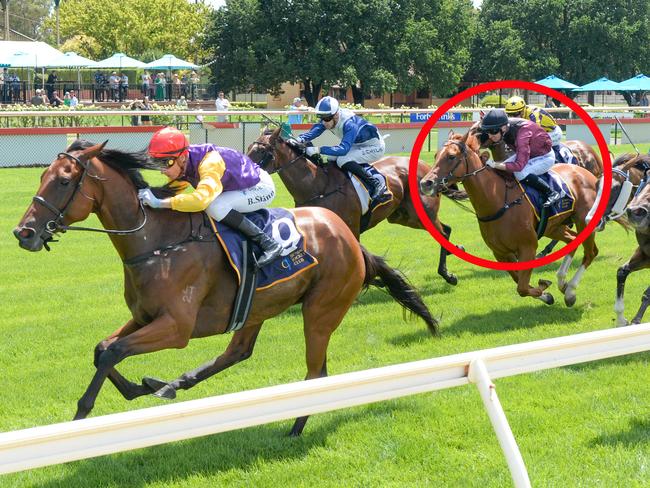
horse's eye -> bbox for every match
[448,155,456,161]
[59,178,71,186]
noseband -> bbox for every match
[249,138,305,175]
[32,152,147,240]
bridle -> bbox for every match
[432,140,488,192]
[32,152,147,244]
[249,137,304,175]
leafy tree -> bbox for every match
[41,0,211,61]
[468,0,650,89]
[0,0,51,41]
[205,0,476,106]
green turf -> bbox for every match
[1,146,649,487]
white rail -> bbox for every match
[1,323,649,485]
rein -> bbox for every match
[32,152,148,240]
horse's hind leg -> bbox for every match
[631,286,650,324]
[563,233,598,307]
[288,274,363,437]
[143,324,264,400]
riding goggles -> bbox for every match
[319,114,335,123]
[483,127,502,135]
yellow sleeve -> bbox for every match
[170,152,226,212]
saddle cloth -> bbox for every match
[518,170,575,220]
[208,208,318,290]
[347,163,393,215]
[553,144,578,165]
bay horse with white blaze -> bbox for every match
[420,130,600,306]
[13,140,437,436]
[248,127,459,285]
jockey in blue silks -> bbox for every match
[297,96,385,199]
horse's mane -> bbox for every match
[67,139,177,198]
[614,152,650,172]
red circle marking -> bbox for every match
[408,80,612,271]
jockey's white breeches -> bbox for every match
[331,137,386,168]
[206,169,276,221]
[507,150,556,180]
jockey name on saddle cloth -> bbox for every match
[209,208,318,290]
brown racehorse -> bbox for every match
[601,153,650,325]
[13,140,437,436]
[248,128,459,285]
[618,173,650,325]
[419,130,600,306]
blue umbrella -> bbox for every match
[617,74,650,91]
[572,77,622,92]
[534,75,578,90]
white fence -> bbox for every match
[1,323,649,487]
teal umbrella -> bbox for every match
[534,75,578,90]
[617,74,650,91]
[572,77,622,92]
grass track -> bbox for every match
[1,145,649,487]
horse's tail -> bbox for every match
[361,247,439,336]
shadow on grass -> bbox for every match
[591,417,650,447]
[385,302,587,347]
[30,401,409,488]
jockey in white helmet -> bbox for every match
[297,96,385,199]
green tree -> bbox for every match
[41,0,211,61]
[467,0,650,90]
[205,0,476,106]
[0,0,51,41]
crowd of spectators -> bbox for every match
[0,68,23,103]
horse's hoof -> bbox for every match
[442,273,458,286]
[536,251,547,259]
[154,385,177,400]
[142,376,170,392]
[457,245,465,251]
[564,293,576,308]
[558,283,568,294]
[538,279,552,291]
[539,293,554,305]
[615,317,629,327]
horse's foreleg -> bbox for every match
[616,248,650,326]
[145,324,263,400]
[74,314,188,420]
[509,248,554,304]
[436,221,457,286]
[563,234,598,307]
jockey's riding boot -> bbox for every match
[341,161,383,199]
[521,174,561,208]
[222,210,283,267]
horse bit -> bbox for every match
[32,152,147,247]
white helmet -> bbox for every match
[315,96,339,118]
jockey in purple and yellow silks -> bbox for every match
[138,126,282,266]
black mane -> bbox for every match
[67,139,161,190]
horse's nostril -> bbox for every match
[13,226,34,241]
[627,207,648,219]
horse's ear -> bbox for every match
[268,127,282,144]
[448,129,455,140]
[80,141,107,161]
[465,131,479,152]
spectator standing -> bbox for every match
[141,71,152,98]
[108,71,120,102]
[63,91,71,107]
[215,91,230,122]
[46,70,57,101]
[94,70,104,101]
[189,71,199,100]
[544,96,556,109]
[172,73,181,99]
[0,67,6,102]
[640,93,649,107]
[10,73,21,103]
[288,97,307,125]
[120,73,129,102]
[175,95,188,129]
[155,73,166,101]
[129,99,144,126]
[180,73,188,98]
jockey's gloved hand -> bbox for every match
[485,159,497,168]
[138,188,163,208]
[305,146,320,156]
[285,137,303,151]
